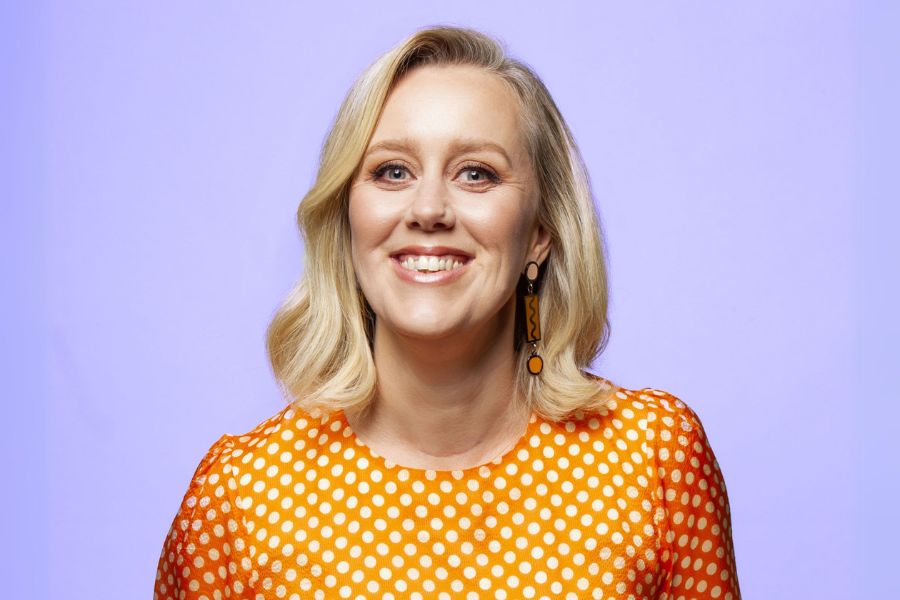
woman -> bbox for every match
[155,26,740,599]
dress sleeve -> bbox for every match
[653,394,741,599]
[153,434,254,599]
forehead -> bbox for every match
[368,64,528,163]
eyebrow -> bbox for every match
[363,137,513,167]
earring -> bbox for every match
[523,260,543,375]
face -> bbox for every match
[348,64,551,342]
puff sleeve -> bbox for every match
[653,394,741,599]
[154,434,254,599]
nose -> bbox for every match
[404,175,455,232]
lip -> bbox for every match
[389,245,473,285]
[390,245,474,260]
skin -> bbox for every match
[345,64,552,470]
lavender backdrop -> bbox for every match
[3,1,897,598]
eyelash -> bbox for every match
[370,162,501,185]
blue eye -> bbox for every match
[373,163,409,181]
[458,164,501,185]
[461,168,488,182]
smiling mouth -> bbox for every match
[395,254,470,273]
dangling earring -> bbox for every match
[523,260,543,375]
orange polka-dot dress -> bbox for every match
[154,380,741,599]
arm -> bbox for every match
[653,393,741,599]
[154,434,254,599]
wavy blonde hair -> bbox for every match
[266,25,615,421]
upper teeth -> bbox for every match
[399,255,466,272]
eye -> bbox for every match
[457,163,501,186]
[371,162,411,183]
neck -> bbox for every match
[345,297,532,470]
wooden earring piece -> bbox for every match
[524,261,543,375]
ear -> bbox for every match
[527,219,553,267]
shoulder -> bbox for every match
[171,406,295,516]
[625,385,708,441]
[166,405,322,542]
[194,403,351,494]
[158,408,315,594]
[559,375,717,470]
[570,380,731,506]
[175,404,315,508]
[211,403,328,460]
[622,386,716,464]
[605,385,729,504]
[574,374,706,437]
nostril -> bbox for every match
[410,221,452,232]
[406,201,453,231]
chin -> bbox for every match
[379,309,466,341]
[391,320,461,341]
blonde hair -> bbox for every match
[266,25,615,421]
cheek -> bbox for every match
[348,192,397,254]
[466,197,537,256]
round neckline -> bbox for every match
[335,408,541,476]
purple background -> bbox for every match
[3,1,897,598]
